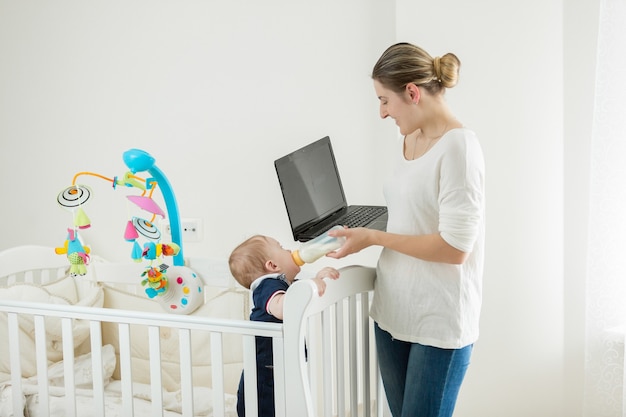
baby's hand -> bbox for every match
[312,267,340,296]
[315,267,340,281]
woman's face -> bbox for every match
[374,79,418,135]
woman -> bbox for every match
[328,42,485,417]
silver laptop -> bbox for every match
[274,136,387,242]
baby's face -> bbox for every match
[266,237,301,282]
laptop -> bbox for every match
[274,136,388,242]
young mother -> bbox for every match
[328,42,485,417]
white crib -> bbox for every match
[0,245,382,417]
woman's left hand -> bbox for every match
[326,226,375,259]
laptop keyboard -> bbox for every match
[310,206,387,239]
[342,206,387,228]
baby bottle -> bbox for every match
[291,225,346,266]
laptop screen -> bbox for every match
[274,136,347,235]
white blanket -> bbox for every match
[0,345,237,417]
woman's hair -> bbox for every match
[371,42,461,95]
[229,235,271,289]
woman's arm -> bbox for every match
[327,227,469,264]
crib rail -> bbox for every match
[0,300,283,417]
[1,263,381,417]
[284,265,382,417]
[0,245,70,287]
[0,266,70,286]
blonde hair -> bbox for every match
[228,235,271,289]
[371,42,461,95]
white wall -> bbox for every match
[0,0,600,416]
[563,1,600,416]
[0,0,395,266]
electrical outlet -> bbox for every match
[159,218,202,242]
[181,218,201,242]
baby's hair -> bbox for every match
[371,42,461,95]
[229,235,271,289]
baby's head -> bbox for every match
[229,235,271,289]
[229,235,300,289]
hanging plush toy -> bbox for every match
[55,228,91,276]
[139,241,180,298]
[141,264,169,298]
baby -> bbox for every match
[229,234,339,417]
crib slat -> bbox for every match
[305,316,317,414]
[242,334,258,417]
[336,300,346,417]
[178,328,194,417]
[90,321,106,417]
[273,335,286,417]
[1,273,15,286]
[118,322,135,417]
[62,317,77,417]
[23,270,35,284]
[34,315,50,416]
[361,292,372,417]
[210,332,226,416]
[148,325,164,417]
[7,313,25,417]
[321,310,333,417]
[349,294,358,414]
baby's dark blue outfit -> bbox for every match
[236,273,289,417]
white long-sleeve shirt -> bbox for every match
[370,128,485,349]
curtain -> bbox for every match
[585,0,626,415]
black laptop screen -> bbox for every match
[274,136,346,234]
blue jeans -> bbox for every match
[375,323,472,417]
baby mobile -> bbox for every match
[55,148,203,314]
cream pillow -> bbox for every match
[0,275,104,382]
[42,274,79,304]
[101,284,246,394]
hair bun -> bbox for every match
[433,56,442,82]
